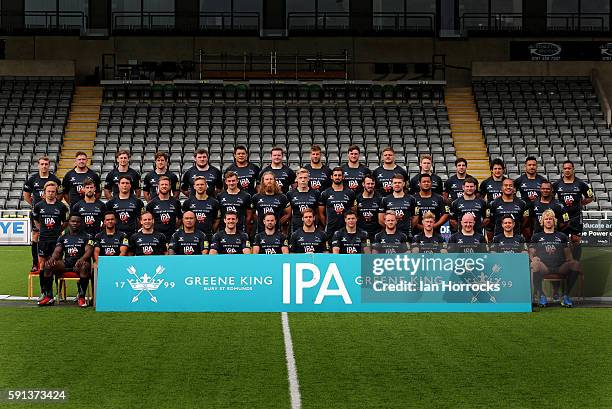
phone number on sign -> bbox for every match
[1,389,67,401]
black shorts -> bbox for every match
[562,214,583,236]
[37,240,57,258]
[30,212,38,233]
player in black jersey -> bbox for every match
[182,176,220,238]
[106,176,145,236]
[444,157,475,203]
[491,215,527,253]
[181,148,223,198]
[168,211,209,255]
[104,149,141,199]
[40,214,93,307]
[553,160,594,260]
[143,151,180,202]
[413,173,449,235]
[94,212,129,264]
[260,146,296,194]
[128,212,168,256]
[412,211,447,254]
[372,147,409,197]
[449,176,489,233]
[372,211,409,254]
[23,155,62,271]
[319,167,356,239]
[287,168,321,233]
[209,211,251,254]
[32,181,69,299]
[252,171,291,234]
[289,208,329,253]
[146,176,182,239]
[225,145,260,196]
[341,145,371,194]
[479,158,506,204]
[62,151,101,206]
[513,156,547,203]
[448,214,487,253]
[356,174,382,240]
[529,180,569,236]
[490,178,530,237]
[530,209,581,308]
[304,144,332,192]
[217,171,252,235]
[378,173,417,238]
[72,178,105,237]
[331,211,371,254]
[479,158,506,241]
[253,213,289,254]
[409,154,443,195]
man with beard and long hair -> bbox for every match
[252,171,291,234]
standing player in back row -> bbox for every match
[104,149,141,199]
[181,148,223,198]
[341,145,371,194]
[409,154,443,195]
[225,145,260,196]
[552,159,594,261]
[261,146,296,194]
[514,156,547,203]
[444,157,474,203]
[62,151,101,206]
[304,144,332,192]
[23,155,62,272]
[372,147,408,197]
[142,151,180,202]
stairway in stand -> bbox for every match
[445,87,490,182]
[57,87,102,179]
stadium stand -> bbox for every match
[92,82,454,182]
[474,76,611,211]
[0,76,73,210]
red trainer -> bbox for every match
[78,297,87,308]
[37,296,54,306]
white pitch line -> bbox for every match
[281,312,302,409]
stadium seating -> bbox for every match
[0,76,74,210]
[93,82,455,182]
[474,76,611,211]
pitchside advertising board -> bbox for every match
[0,218,30,245]
[97,253,532,312]
[583,219,612,246]
[510,41,612,61]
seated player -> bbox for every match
[530,209,581,308]
[253,212,289,254]
[209,211,251,255]
[40,214,94,308]
[128,212,168,256]
[289,208,329,254]
[331,211,371,254]
[169,211,209,255]
[32,181,69,300]
[93,212,129,268]
[491,215,527,253]
[412,211,447,254]
[372,211,409,254]
[447,213,487,253]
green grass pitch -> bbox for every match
[1,246,611,408]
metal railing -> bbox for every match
[372,12,435,32]
[461,12,609,32]
[112,11,260,32]
[0,10,86,32]
[287,12,351,31]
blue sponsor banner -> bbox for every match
[97,253,532,312]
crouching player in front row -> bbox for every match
[39,214,94,307]
[168,211,209,255]
[530,209,581,308]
